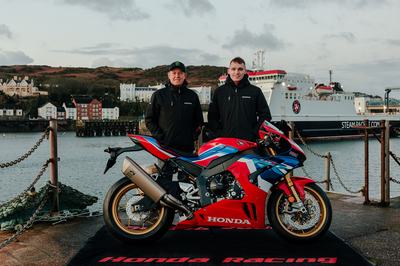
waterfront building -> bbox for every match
[72,98,102,120]
[119,83,158,102]
[0,104,23,119]
[102,105,120,120]
[0,76,48,97]
[62,102,77,120]
[119,83,211,104]
[57,107,66,120]
[38,102,57,120]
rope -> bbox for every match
[0,190,51,249]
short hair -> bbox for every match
[230,57,246,68]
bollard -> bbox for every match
[325,152,330,191]
[361,186,365,196]
[50,120,59,214]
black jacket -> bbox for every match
[208,74,272,142]
[145,80,203,152]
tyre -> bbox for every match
[267,183,332,244]
[103,177,175,244]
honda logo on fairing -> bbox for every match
[207,216,251,225]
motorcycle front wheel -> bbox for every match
[267,183,332,244]
[103,177,175,245]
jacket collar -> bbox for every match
[165,79,188,94]
[226,73,249,89]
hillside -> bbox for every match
[0,65,226,89]
[0,64,227,118]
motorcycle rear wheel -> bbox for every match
[267,183,332,244]
[103,177,175,244]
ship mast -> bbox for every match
[252,50,266,71]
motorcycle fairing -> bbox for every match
[231,154,300,185]
[198,138,258,155]
[174,170,268,229]
[175,154,269,230]
[128,135,179,160]
[179,144,239,168]
[275,176,316,200]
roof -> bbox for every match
[39,102,56,108]
[64,102,76,108]
[57,107,65,112]
[74,98,94,104]
[102,105,119,109]
[0,104,22,109]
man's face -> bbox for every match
[228,61,247,82]
[168,68,187,86]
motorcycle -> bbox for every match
[102,120,332,244]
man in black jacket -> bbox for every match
[208,57,272,142]
[146,61,203,153]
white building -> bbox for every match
[62,102,77,120]
[189,86,211,104]
[38,102,57,119]
[0,76,48,97]
[120,84,158,102]
[120,83,211,104]
[102,105,120,120]
[0,104,23,118]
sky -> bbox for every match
[1,0,400,97]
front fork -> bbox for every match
[283,174,307,213]
[268,147,307,213]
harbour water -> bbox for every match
[1,131,400,212]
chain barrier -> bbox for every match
[388,125,400,186]
[0,190,51,250]
[0,127,50,169]
[0,158,56,209]
[294,125,362,194]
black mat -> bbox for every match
[66,226,372,266]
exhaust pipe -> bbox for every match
[121,157,194,220]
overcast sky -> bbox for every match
[1,0,400,96]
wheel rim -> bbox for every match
[112,183,165,235]
[275,185,327,237]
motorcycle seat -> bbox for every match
[160,145,198,158]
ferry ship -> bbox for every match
[217,69,400,141]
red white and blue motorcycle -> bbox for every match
[103,120,332,244]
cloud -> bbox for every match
[0,24,13,39]
[222,24,286,51]
[269,0,391,9]
[167,0,215,17]
[57,0,149,21]
[324,32,356,43]
[330,58,400,94]
[88,45,221,69]
[385,39,400,46]
[0,51,34,65]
